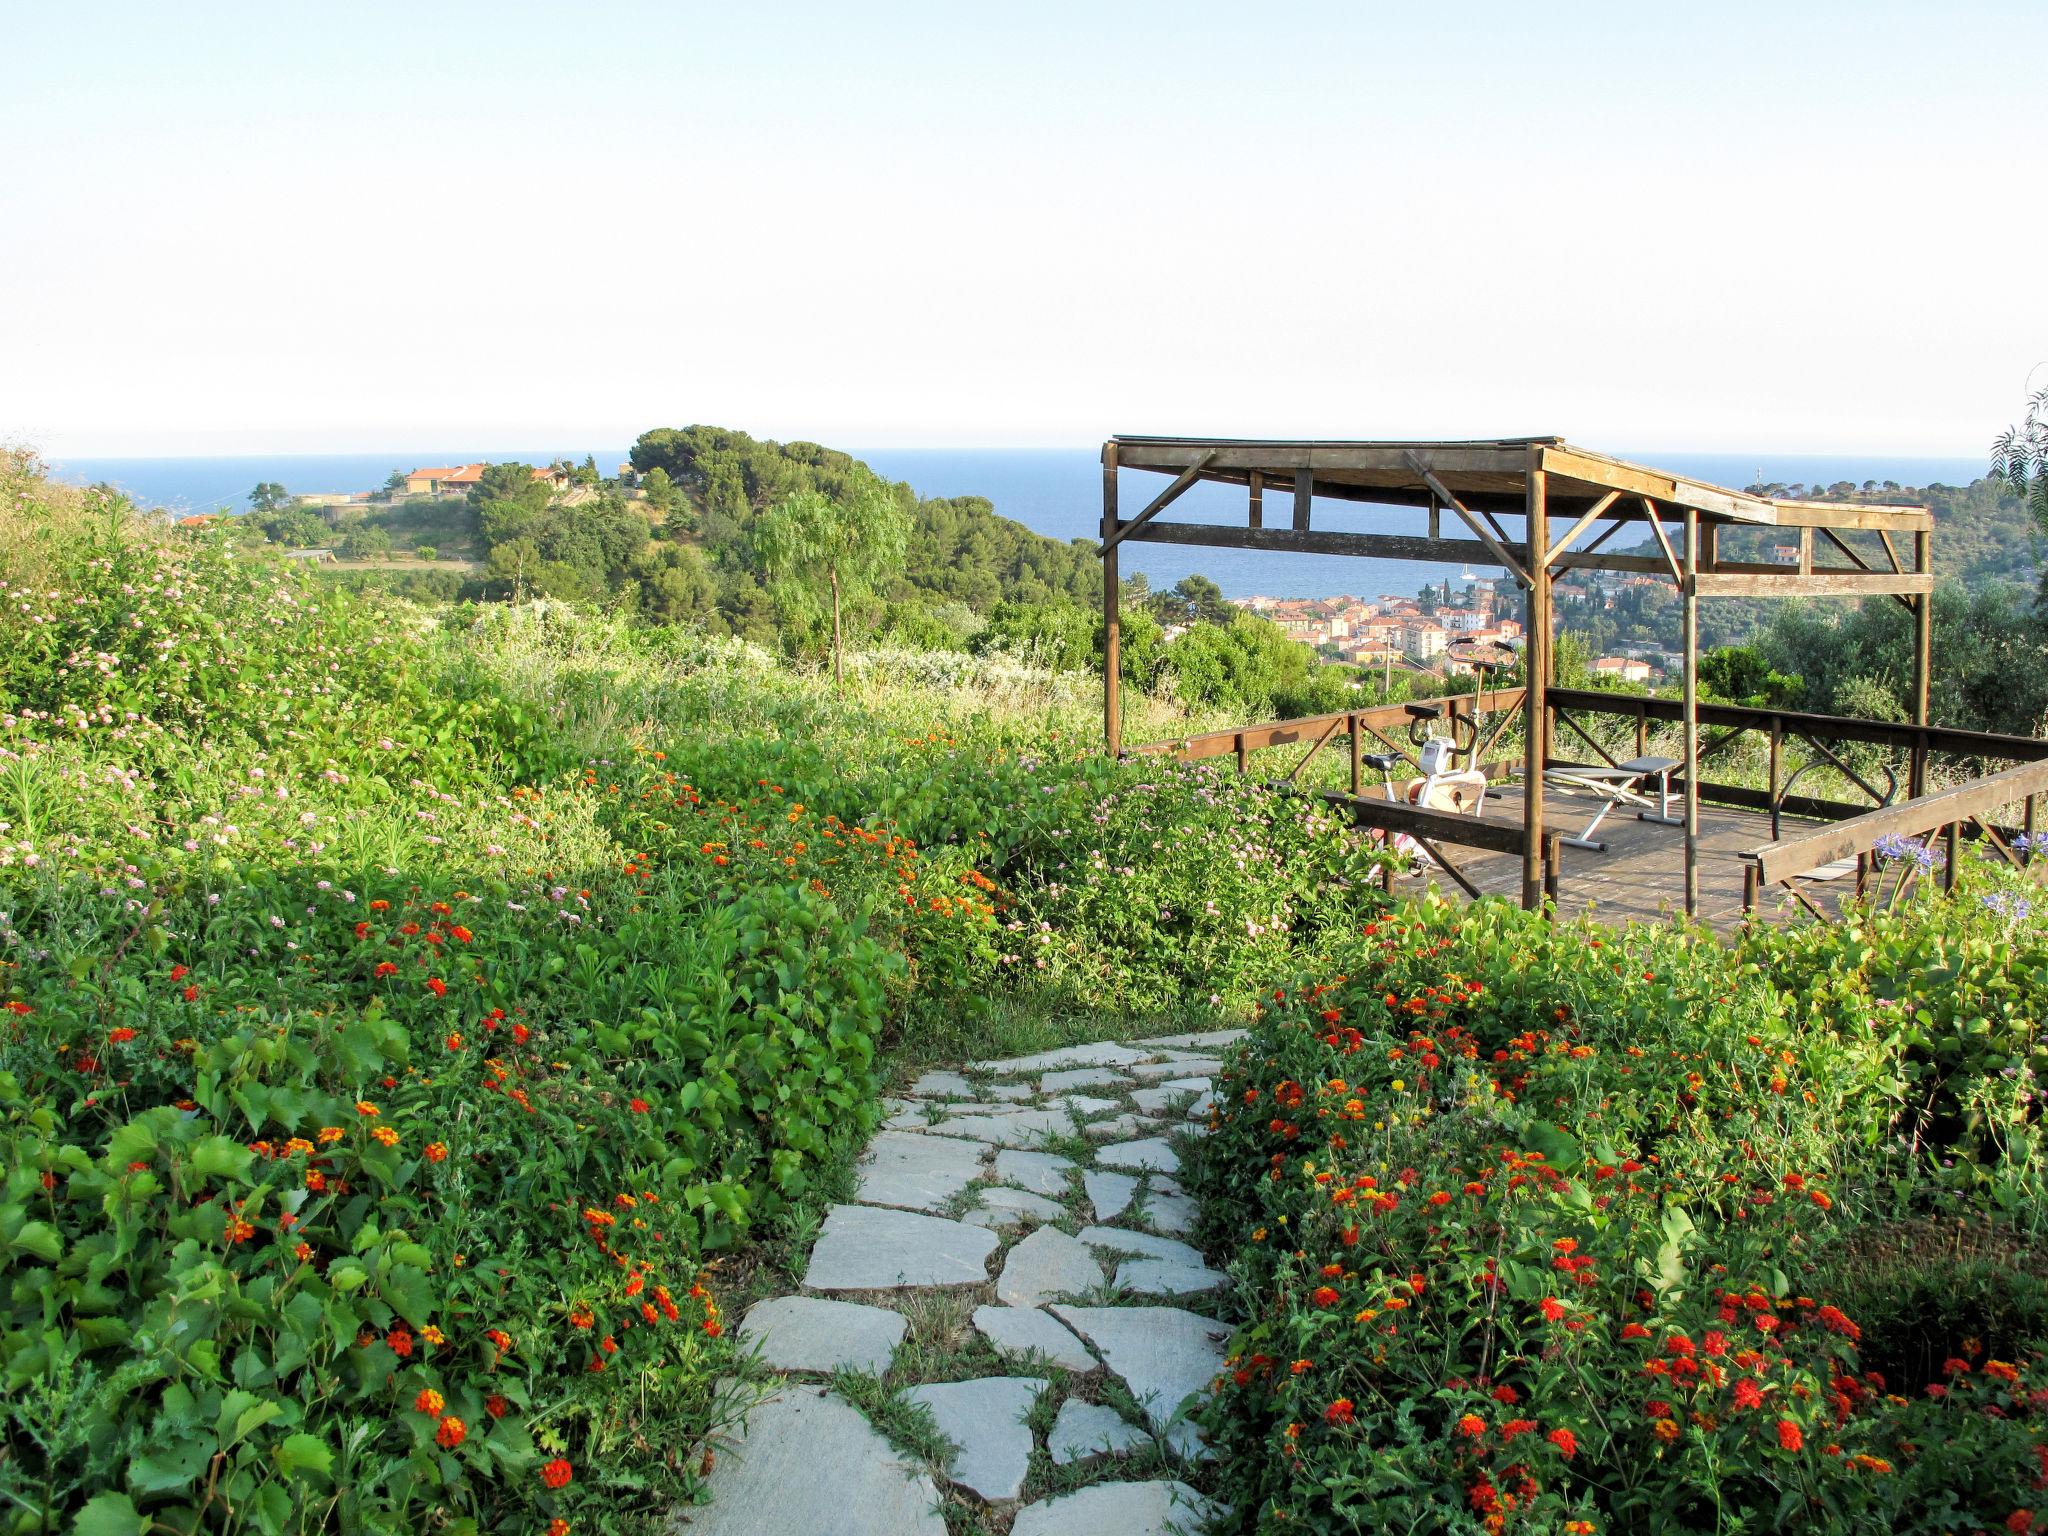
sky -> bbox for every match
[4,1,2044,458]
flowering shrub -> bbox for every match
[1192,901,2048,1533]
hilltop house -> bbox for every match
[405,464,489,496]
[1593,656,1653,683]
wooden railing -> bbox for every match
[1740,757,2048,917]
[1545,687,2048,826]
[1130,689,1558,907]
[1129,683,2048,923]
[1131,688,1528,796]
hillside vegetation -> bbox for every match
[3,447,2045,1535]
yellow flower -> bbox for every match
[1390,1078,1406,1092]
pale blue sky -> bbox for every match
[4,2,2042,455]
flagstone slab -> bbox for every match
[974,1042,1155,1075]
[931,1109,1074,1147]
[1131,1081,1209,1116]
[1082,1114,1155,1143]
[1135,1193,1198,1237]
[1138,1029,1245,1050]
[675,1383,947,1535]
[1011,1477,1222,1536]
[1155,1052,1226,1072]
[803,1205,997,1292]
[911,1070,976,1099]
[1051,1094,1123,1119]
[1078,1227,1206,1267]
[1150,1175,1186,1197]
[982,1082,1034,1102]
[972,1304,1099,1371]
[1095,1136,1181,1174]
[975,1185,1065,1224]
[1048,1307,1230,1457]
[738,1296,906,1375]
[1082,1169,1138,1221]
[1048,1398,1150,1466]
[1128,1059,1212,1080]
[997,1225,1105,1307]
[899,1376,1047,1503]
[1117,1258,1227,1297]
[855,1131,986,1212]
[992,1149,1077,1196]
[1040,1066,1133,1093]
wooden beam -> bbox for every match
[1317,790,1544,858]
[1247,471,1263,530]
[1412,837,1483,899]
[1682,504,1700,918]
[1748,756,2048,885]
[1113,439,1538,475]
[1538,444,1777,524]
[1102,449,1215,550]
[1102,443,1121,758]
[1542,489,1622,569]
[1133,691,1529,766]
[1877,529,1904,574]
[1693,572,1933,598]
[1641,497,1684,585]
[1116,519,1499,567]
[1911,528,1932,795]
[1284,716,1344,784]
[1293,470,1312,532]
[1523,450,1549,909]
[1766,501,1933,532]
[1542,685,2048,762]
[1404,450,1533,588]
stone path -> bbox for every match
[676,1029,1244,1535]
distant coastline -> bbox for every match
[46,445,1992,602]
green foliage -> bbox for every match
[1191,899,2048,1534]
[0,453,1391,1527]
[1758,583,2048,735]
[1159,612,1339,718]
[248,482,289,514]
[751,476,912,679]
[1148,574,1235,628]
[1698,644,1804,709]
[341,525,392,561]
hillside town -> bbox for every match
[1229,582,1662,687]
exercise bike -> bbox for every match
[1359,649,1517,861]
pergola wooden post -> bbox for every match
[1101,442,1121,759]
[1094,434,1934,922]
[1682,504,1701,917]
[1521,449,1549,908]
[1911,527,1933,796]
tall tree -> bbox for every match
[751,473,911,685]
[249,482,289,514]
[1992,386,2048,554]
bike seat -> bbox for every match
[1361,752,1401,772]
[1404,703,1442,721]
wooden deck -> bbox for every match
[1392,783,1836,931]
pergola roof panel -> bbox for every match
[1108,435,1930,532]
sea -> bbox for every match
[44,446,1991,602]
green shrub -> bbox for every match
[1190,900,2048,1534]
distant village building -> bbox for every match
[282,548,338,564]
[405,464,489,496]
[1592,656,1653,683]
[1401,622,1448,659]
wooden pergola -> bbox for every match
[1099,435,1936,916]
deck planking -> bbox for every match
[1385,784,1847,932]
